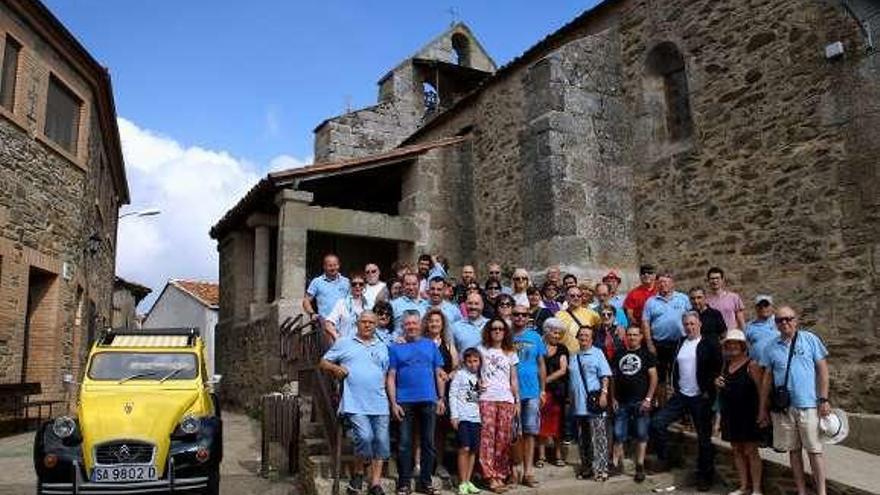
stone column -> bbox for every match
[246,213,277,317]
[274,189,314,323]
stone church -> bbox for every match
[212,0,880,412]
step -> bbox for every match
[313,469,704,495]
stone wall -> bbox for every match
[616,0,879,411]
[402,0,879,410]
[0,3,121,399]
[313,99,420,163]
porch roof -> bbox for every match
[210,136,466,239]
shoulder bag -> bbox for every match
[770,331,798,412]
[576,352,605,414]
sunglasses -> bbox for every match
[513,312,529,317]
[490,326,506,332]
[365,269,378,274]
[775,316,796,324]
[487,286,501,291]
[351,282,365,287]
[601,312,614,317]
[513,276,527,281]
[375,310,390,317]
[497,302,513,307]
[489,271,501,275]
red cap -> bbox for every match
[602,270,622,282]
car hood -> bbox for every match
[80,387,200,475]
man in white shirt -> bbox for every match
[650,312,722,492]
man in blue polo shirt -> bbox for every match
[391,273,426,333]
[744,295,778,362]
[642,272,691,405]
[304,253,350,320]
[387,311,445,495]
[758,306,831,495]
[453,293,487,356]
[425,276,462,334]
[320,311,389,495]
[511,304,546,487]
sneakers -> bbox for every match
[634,464,646,483]
[608,462,623,476]
[347,474,365,495]
[465,481,481,494]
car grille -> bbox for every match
[94,441,155,464]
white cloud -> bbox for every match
[269,154,313,172]
[116,117,269,312]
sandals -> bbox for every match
[594,472,609,482]
[521,475,539,488]
[488,481,506,494]
[535,458,545,469]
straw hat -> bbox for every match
[818,408,849,444]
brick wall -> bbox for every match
[0,4,120,401]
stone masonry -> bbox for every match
[215,0,880,413]
[0,1,128,400]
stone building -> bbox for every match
[111,276,151,330]
[0,0,129,401]
[213,2,880,412]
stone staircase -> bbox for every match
[297,394,727,495]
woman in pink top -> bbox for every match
[477,317,520,493]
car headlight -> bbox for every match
[179,415,200,435]
[52,416,76,438]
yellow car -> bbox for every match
[34,328,222,494]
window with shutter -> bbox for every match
[45,75,82,154]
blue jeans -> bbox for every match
[346,414,390,460]
[398,402,436,489]
[613,401,650,442]
[520,398,541,435]
[651,392,715,482]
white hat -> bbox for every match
[755,294,773,305]
[721,329,747,345]
[818,408,849,444]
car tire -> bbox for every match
[204,465,220,495]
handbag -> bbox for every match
[770,331,798,412]
[576,353,606,414]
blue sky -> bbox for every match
[41,0,601,309]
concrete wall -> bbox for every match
[0,3,120,399]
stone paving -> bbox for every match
[0,411,297,494]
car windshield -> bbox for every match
[88,352,199,381]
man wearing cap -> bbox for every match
[602,270,626,313]
[624,264,657,328]
[744,295,778,363]
[758,306,831,495]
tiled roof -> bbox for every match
[171,279,219,308]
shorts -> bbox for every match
[520,397,541,435]
[456,420,481,451]
[613,400,650,442]
[345,413,390,460]
[653,339,680,384]
[772,408,822,454]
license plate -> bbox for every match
[92,464,157,482]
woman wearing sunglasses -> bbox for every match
[477,317,520,493]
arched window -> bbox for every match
[451,33,471,67]
[423,81,439,115]
[645,42,693,142]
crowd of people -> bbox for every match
[312,253,837,495]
